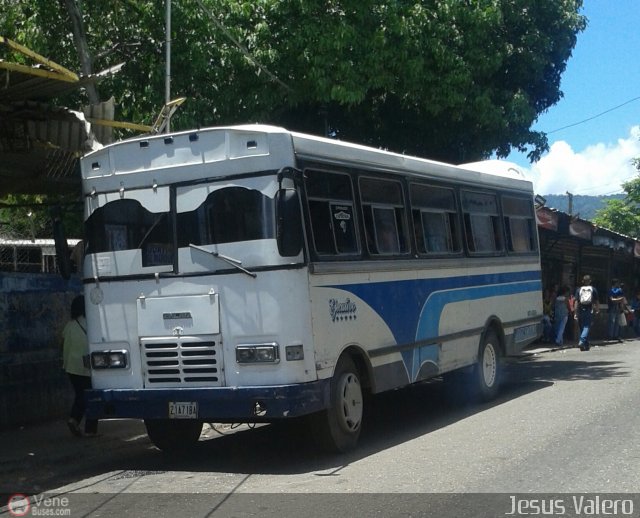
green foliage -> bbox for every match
[0,195,83,240]
[1,0,586,163]
[0,195,48,240]
[593,164,640,238]
[593,199,640,238]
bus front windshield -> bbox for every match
[85,185,277,270]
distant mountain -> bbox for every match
[541,194,624,221]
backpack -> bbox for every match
[579,286,593,305]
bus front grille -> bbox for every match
[141,339,222,387]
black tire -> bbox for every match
[311,356,364,453]
[474,329,502,401]
[144,419,203,453]
[444,329,503,404]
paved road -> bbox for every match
[2,340,640,516]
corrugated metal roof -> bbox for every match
[0,102,97,196]
[0,37,122,196]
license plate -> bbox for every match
[168,401,198,419]
[514,323,540,342]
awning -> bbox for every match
[0,36,121,196]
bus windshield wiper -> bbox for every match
[189,243,257,278]
[137,214,165,249]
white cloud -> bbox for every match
[523,126,640,195]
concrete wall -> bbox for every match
[0,273,82,429]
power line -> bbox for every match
[547,95,640,134]
[571,181,625,195]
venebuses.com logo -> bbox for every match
[6,493,71,516]
[7,494,30,517]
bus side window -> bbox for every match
[359,177,408,256]
[305,170,359,256]
[461,190,504,255]
[410,183,461,255]
[502,195,537,253]
[373,207,400,254]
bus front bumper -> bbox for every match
[86,380,331,421]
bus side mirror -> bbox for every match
[275,189,303,257]
[51,207,71,280]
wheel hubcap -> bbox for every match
[482,343,497,388]
[338,372,363,432]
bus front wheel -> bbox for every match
[144,419,203,453]
[311,356,364,453]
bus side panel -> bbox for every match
[309,281,409,389]
[308,263,542,394]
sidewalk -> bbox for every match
[0,417,150,497]
[523,336,638,355]
[0,418,244,498]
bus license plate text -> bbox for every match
[168,401,198,419]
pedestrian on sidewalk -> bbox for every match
[541,285,557,343]
[630,288,640,337]
[62,295,98,437]
[607,279,625,341]
[554,285,571,346]
[574,275,600,351]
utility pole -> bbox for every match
[165,0,171,133]
[566,191,574,216]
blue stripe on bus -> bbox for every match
[327,270,542,381]
[409,279,541,380]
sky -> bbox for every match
[505,0,640,196]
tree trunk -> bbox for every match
[62,0,100,105]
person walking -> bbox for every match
[554,285,571,346]
[62,295,98,437]
[574,275,600,351]
[630,288,640,337]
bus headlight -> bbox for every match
[236,343,280,364]
[91,350,129,369]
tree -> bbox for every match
[593,159,640,238]
[0,195,82,240]
[1,0,586,164]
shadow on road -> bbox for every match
[4,351,630,496]
[85,353,629,476]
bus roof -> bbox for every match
[289,129,532,191]
[81,124,533,193]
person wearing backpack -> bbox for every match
[574,275,600,351]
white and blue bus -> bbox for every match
[81,125,542,452]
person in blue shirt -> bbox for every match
[607,279,625,342]
[574,275,600,351]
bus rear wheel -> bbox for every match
[144,419,203,453]
[474,329,502,401]
[311,356,364,453]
